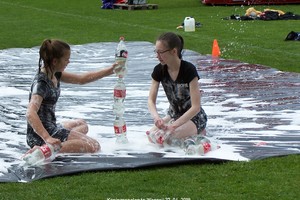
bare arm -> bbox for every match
[61,64,117,84]
[26,95,61,146]
[148,79,167,129]
[148,79,160,120]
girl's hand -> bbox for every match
[21,138,61,159]
[113,61,127,77]
[110,62,118,73]
[154,118,167,130]
[166,125,176,135]
[45,137,61,149]
[112,62,119,69]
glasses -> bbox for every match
[154,49,171,55]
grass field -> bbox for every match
[0,0,300,71]
[0,0,299,199]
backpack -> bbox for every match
[285,31,300,41]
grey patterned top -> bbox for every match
[151,60,200,119]
[27,72,62,136]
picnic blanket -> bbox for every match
[0,42,299,182]
[223,7,300,20]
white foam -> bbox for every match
[0,86,28,96]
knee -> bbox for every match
[76,119,89,133]
[76,118,87,126]
[91,139,101,153]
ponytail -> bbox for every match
[177,34,184,59]
[38,39,70,77]
[38,39,52,73]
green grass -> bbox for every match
[0,0,299,199]
[0,0,299,71]
[1,155,299,200]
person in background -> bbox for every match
[147,32,207,144]
[26,39,118,153]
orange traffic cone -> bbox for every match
[212,39,221,58]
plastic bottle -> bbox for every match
[184,138,220,155]
[146,129,166,146]
[113,101,125,117]
[113,78,126,103]
[193,135,211,144]
[114,116,128,144]
[146,118,177,146]
[167,137,184,147]
[169,135,208,148]
[114,37,128,78]
[184,17,195,32]
[22,143,59,166]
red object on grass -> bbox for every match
[212,39,221,58]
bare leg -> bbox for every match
[60,119,100,153]
[62,119,88,135]
[163,120,198,146]
[171,120,198,139]
[60,130,100,153]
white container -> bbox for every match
[184,17,195,32]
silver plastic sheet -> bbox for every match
[0,42,299,182]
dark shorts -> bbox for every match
[169,107,207,135]
[191,107,207,134]
[26,124,70,148]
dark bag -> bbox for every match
[285,31,300,41]
[260,11,280,20]
[101,0,115,9]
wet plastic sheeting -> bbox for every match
[0,42,299,182]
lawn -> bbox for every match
[0,0,299,71]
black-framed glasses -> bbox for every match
[154,49,171,55]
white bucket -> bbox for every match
[184,17,195,32]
